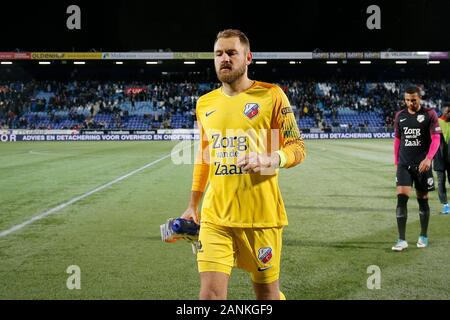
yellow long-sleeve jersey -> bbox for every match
[191,81,305,228]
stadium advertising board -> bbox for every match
[0,132,394,142]
[173,52,214,59]
[7,129,78,135]
[346,52,365,59]
[125,87,147,95]
[31,52,103,60]
[1,51,446,61]
[381,52,431,59]
[0,134,198,142]
[329,52,347,59]
[0,52,31,60]
[312,52,330,59]
[252,52,313,59]
[157,129,197,135]
[429,52,449,59]
[363,52,381,59]
[301,132,395,139]
[102,52,174,59]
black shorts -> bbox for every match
[396,165,435,192]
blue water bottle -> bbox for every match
[172,218,199,236]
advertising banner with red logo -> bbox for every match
[0,52,31,60]
[125,87,147,95]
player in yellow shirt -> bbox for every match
[181,29,306,300]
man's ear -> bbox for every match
[246,51,253,66]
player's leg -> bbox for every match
[416,190,430,232]
[197,222,235,300]
[444,167,450,214]
[416,190,430,248]
[199,272,229,300]
[393,165,412,251]
[436,170,448,213]
[393,185,411,251]
[415,168,434,248]
[396,185,411,240]
[252,280,281,300]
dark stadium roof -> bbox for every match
[1,0,449,52]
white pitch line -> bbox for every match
[29,150,68,156]
[0,142,194,238]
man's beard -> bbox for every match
[216,63,247,84]
[408,104,420,112]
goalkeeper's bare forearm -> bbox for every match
[183,137,209,223]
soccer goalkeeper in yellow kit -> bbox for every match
[181,29,306,300]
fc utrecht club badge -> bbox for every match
[417,115,425,123]
[258,247,273,264]
[244,103,259,119]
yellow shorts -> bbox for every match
[197,222,283,284]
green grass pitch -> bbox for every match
[0,139,449,299]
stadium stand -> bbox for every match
[0,80,448,132]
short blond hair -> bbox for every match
[215,29,250,51]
